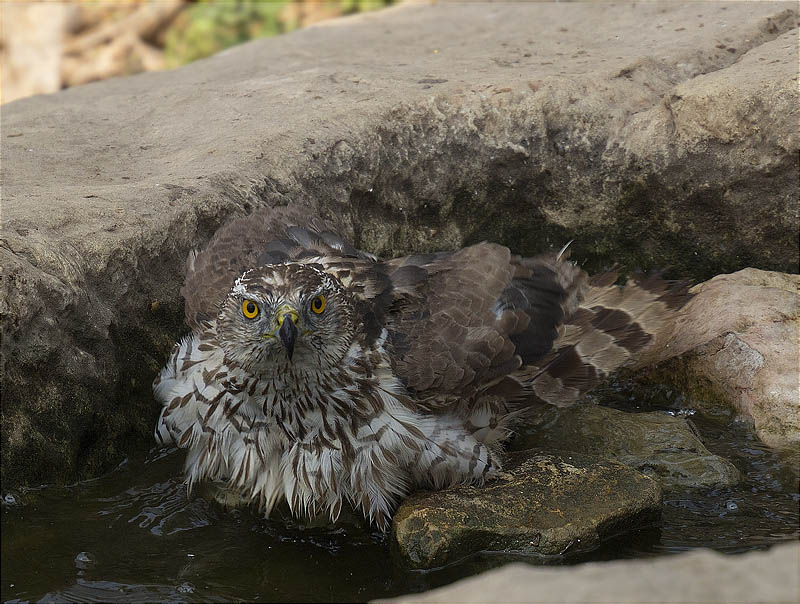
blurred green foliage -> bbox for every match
[164,0,395,68]
[338,0,395,13]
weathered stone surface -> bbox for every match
[391,451,661,569]
[514,405,740,489]
[640,269,800,449]
[378,541,800,604]
[2,2,797,487]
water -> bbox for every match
[650,414,799,556]
[1,447,506,603]
[586,382,800,559]
[3,392,798,603]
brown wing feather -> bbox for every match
[381,244,689,407]
[382,243,587,398]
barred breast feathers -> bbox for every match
[154,323,502,529]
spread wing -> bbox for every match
[183,207,689,407]
[518,271,690,406]
[381,245,689,406]
[181,206,375,329]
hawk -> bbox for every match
[154,206,686,529]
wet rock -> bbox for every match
[2,3,797,487]
[515,405,740,489]
[642,269,800,449]
[378,541,800,604]
[391,451,661,569]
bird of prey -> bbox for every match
[154,206,686,530]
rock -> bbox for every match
[377,541,800,604]
[514,405,740,489]
[641,269,800,449]
[391,451,661,569]
[2,2,797,487]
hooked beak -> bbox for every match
[276,306,299,360]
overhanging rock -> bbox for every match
[1,2,798,487]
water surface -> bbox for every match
[3,390,798,602]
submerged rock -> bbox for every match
[392,451,661,569]
[515,405,740,489]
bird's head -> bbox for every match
[216,263,357,373]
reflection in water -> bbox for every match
[2,400,798,602]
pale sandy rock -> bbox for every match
[377,541,800,604]
[650,269,799,448]
[0,3,70,103]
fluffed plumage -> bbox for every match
[154,206,688,529]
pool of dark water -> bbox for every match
[3,387,798,603]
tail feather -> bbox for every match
[516,271,691,407]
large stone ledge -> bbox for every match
[1,2,798,487]
[377,541,800,604]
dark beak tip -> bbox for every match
[278,317,298,360]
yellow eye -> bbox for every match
[241,299,259,319]
[311,295,326,314]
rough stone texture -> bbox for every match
[514,405,740,489]
[391,451,662,569]
[2,2,798,487]
[377,541,800,604]
[641,269,800,449]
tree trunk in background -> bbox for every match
[1,3,70,104]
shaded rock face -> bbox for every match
[514,405,740,489]
[391,451,662,569]
[1,2,798,487]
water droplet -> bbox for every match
[74,551,96,570]
[177,582,195,594]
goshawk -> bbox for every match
[154,206,686,529]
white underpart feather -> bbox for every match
[154,325,504,528]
